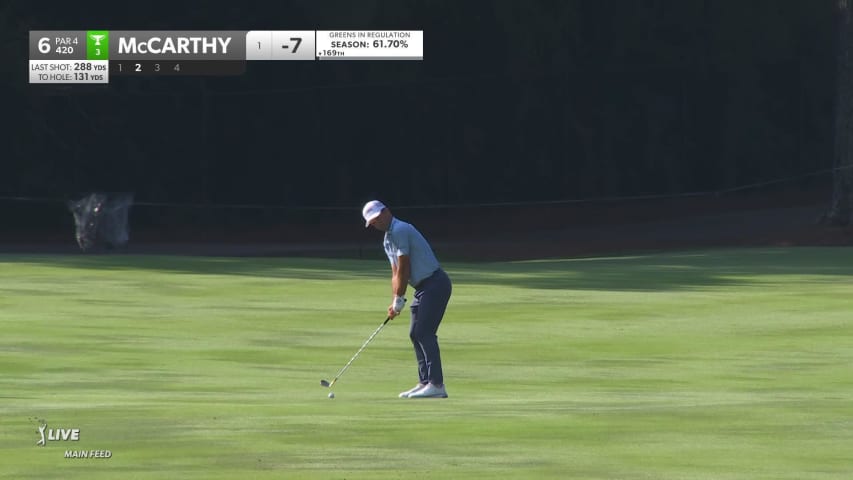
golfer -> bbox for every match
[362,200,452,399]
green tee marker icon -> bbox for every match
[87,31,109,60]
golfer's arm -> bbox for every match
[392,255,410,298]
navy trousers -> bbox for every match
[409,269,452,385]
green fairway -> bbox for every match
[1,247,851,479]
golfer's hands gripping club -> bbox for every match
[388,295,406,319]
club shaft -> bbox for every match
[330,317,390,385]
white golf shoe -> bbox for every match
[399,383,428,398]
[407,383,448,398]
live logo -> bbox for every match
[47,428,80,441]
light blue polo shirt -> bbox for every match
[383,217,440,287]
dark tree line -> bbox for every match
[825,0,853,225]
[0,1,840,223]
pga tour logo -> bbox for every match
[35,420,79,446]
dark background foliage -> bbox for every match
[0,1,837,236]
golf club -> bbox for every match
[320,316,391,388]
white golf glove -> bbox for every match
[392,295,407,314]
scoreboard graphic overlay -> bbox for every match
[29,30,423,84]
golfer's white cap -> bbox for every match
[362,200,386,227]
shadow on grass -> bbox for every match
[448,247,853,291]
[2,247,852,291]
[0,254,388,282]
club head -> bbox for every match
[320,379,331,387]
